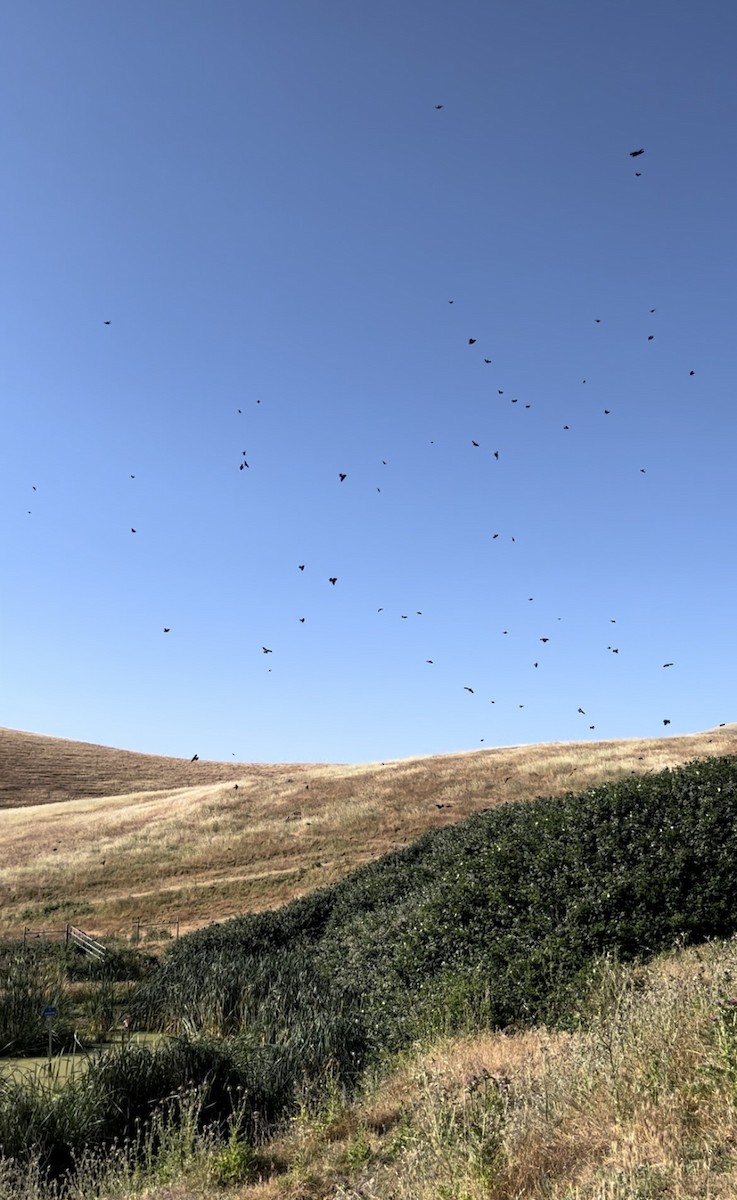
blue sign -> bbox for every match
[42,1006,57,1019]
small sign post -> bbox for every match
[42,1005,57,1069]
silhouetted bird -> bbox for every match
[329,577,337,585]
[630,148,645,157]
[339,473,347,481]
[163,628,170,633]
[663,719,671,726]
[298,565,305,570]
[464,687,474,693]
[262,647,272,654]
[494,451,499,460]
[426,660,433,664]
[689,370,695,376]
[104,320,111,325]
[472,440,479,447]
[299,618,305,623]
[435,104,444,109]
[540,637,550,643]
[663,663,674,668]
[648,335,654,341]
[484,358,492,364]
[468,338,477,345]
[578,707,585,714]
[191,754,199,762]
[131,528,136,533]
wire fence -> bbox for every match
[16,920,182,949]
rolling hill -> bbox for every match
[1,724,735,938]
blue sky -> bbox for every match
[2,0,735,762]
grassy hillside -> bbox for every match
[137,753,737,1050]
[1,724,736,936]
[3,751,737,1199]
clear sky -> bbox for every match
[2,0,735,763]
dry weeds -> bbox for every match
[192,936,737,1200]
[1,724,735,937]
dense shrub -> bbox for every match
[140,755,737,1047]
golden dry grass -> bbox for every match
[176,938,737,1200]
[1,723,736,938]
[81,937,737,1200]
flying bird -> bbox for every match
[435,104,444,109]
[494,451,499,460]
[299,617,305,623]
[663,719,671,726]
[663,662,674,668]
[464,687,474,693]
[131,528,136,533]
[298,565,305,571]
[468,338,477,345]
[163,628,170,633]
[103,320,111,325]
[540,637,550,643]
[577,707,585,714]
[630,148,645,157]
[472,440,479,447]
[262,647,272,654]
[190,754,199,762]
[329,577,337,585]
[339,473,347,481]
[484,358,492,364]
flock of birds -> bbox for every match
[19,124,723,758]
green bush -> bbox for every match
[141,755,737,1049]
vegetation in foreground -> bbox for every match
[3,940,737,1199]
[2,753,737,1197]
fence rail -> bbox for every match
[67,925,106,961]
